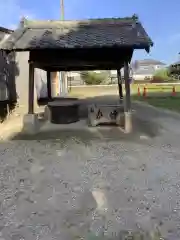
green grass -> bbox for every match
[131,84,180,94]
[132,85,180,112]
[133,96,180,112]
[69,84,180,98]
[69,85,118,98]
[68,84,180,113]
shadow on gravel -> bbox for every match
[9,95,163,141]
[10,119,162,144]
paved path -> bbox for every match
[0,102,180,239]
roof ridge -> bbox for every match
[136,59,166,64]
[25,15,138,22]
[21,15,139,28]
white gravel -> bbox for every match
[0,104,180,239]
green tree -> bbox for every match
[80,71,106,85]
[154,68,169,79]
[152,68,171,82]
[168,64,180,80]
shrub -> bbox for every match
[151,68,171,83]
[151,76,168,83]
[80,71,106,85]
[168,64,180,75]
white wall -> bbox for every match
[16,52,48,112]
[133,74,153,81]
[67,72,80,77]
[154,65,166,70]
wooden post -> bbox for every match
[117,69,123,103]
[124,61,132,133]
[47,70,51,99]
[28,62,35,114]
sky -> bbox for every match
[1,0,180,65]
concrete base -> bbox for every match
[44,105,51,121]
[88,104,124,127]
[124,112,132,133]
[22,114,40,134]
[116,112,124,127]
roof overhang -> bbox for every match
[1,16,153,71]
[28,47,134,71]
[1,16,153,52]
[0,27,13,34]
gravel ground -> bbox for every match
[0,103,180,239]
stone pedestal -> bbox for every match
[44,105,51,121]
[87,104,124,127]
[22,114,40,134]
[124,112,132,133]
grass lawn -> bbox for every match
[132,84,180,112]
[69,85,118,98]
[133,96,180,112]
[69,84,180,98]
[131,84,180,94]
[68,84,180,113]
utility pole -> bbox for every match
[60,0,64,20]
[59,0,67,96]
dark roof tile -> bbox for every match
[0,27,13,34]
[136,59,166,65]
[0,27,13,43]
[0,16,153,51]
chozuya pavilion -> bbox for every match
[0,15,153,134]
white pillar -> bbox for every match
[59,72,68,96]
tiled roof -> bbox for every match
[0,16,153,51]
[135,59,166,66]
[0,27,13,34]
[0,27,13,43]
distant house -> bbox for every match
[67,60,166,85]
[109,69,133,84]
[132,67,155,81]
[67,70,111,85]
[66,71,84,86]
[132,59,166,81]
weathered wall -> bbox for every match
[15,52,29,108]
[0,30,17,102]
[0,49,18,121]
[0,50,17,102]
[15,52,48,113]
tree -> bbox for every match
[168,64,180,79]
[80,71,106,85]
[152,68,171,82]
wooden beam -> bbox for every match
[124,61,132,133]
[47,70,51,99]
[33,61,124,70]
[34,63,124,72]
[28,62,35,114]
[30,48,132,67]
[117,69,123,103]
[30,48,133,71]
